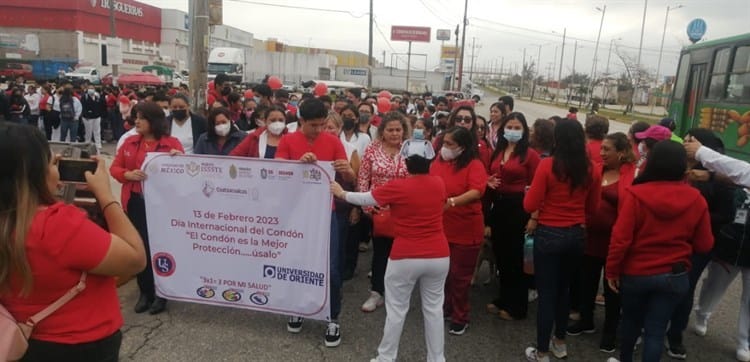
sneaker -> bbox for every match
[287,316,303,333]
[599,334,616,353]
[448,322,468,335]
[525,347,550,362]
[549,338,568,359]
[666,341,687,360]
[528,289,539,303]
[325,322,341,347]
[595,294,606,306]
[566,321,596,336]
[606,358,620,362]
[693,314,708,336]
[361,291,384,312]
[569,311,581,321]
[737,347,750,362]
[359,242,369,252]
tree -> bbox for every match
[561,72,590,88]
[613,45,653,114]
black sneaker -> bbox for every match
[666,341,687,360]
[566,321,596,336]
[599,334,616,353]
[287,316,303,333]
[448,322,468,336]
[325,322,341,347]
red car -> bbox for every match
[0,63,33,81]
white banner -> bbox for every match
[142,154,334,321]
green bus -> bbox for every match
[669,33,750,159]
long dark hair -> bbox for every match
[442,126,478,171]
[633,140,687,185]
[491,112,531,163]
[136,102,169,139]
[552,118,591,191]
[448,105,478,136]
[206,107,237,140]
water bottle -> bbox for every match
[523,233,534,275]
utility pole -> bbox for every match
[457,0,468,91]
[189,0,209,114]
[568,40,579,107]
[556,28,566,105]
[520,48,526,98]
[451,24,459,90]
[588,5,606,108]
[630,0,648,114]
[469,37,480,81]
[109,2,118,78]
[531,44,541,101]
[367,0,373,90]
[652,4,684,114]
[382,50,386,66]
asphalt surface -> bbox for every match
[109,91,743,361]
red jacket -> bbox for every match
[110,134,184,211]
[229,127,288,158]
[606,181,714,279]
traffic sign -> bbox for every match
[687,18,707,43]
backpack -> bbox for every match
[59,98,75,122]
[0,273,86,361]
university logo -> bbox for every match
[153,253,176,277]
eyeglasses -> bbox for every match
[456,116,474,124]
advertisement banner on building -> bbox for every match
[143,154,334,321]
[391,26,431,42]
[441,46,458,59]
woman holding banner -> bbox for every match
[110,102,184,315]
[331,138,449,362]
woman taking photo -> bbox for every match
[357,112,410,312]
[331,139,449,362]
[110,102,184,315]
[0,123,145,361]
[523,118,602,361]
[194,107,246,155]
[606,140,713,362]
[429,126,487,335]
[486,112,540,321]
[229,106,287,159]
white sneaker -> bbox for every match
[737,347,750,362]
[361,291,384,312]
[549,339,567,359]
[607,358,621,362]
[693,314,708,336]
[528,289,538,303]
[524,347,550,362]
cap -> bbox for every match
[636,125,672,141]
[399,139,436,160]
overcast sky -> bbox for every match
[142,0,749,81]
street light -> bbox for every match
[651,4,684,114]
[588,5,606,107]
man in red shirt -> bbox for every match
[276,98,354,348]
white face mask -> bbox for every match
[638,142,647,156]
[440,146,463,161]
[504,129,523,143]
[215,123,231,137]
[267,121,286,135]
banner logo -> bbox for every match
[249,292,269,305]
[196,286,215,298]
[153,253,176,277]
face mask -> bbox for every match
[638,142,647,156]
[426,98,433,106]
[253,96,261,104]
[289,101,298,107]
[163,109,170,117]
[267,121,286,135]
[359,114,371,124]
[172,109,188,121]
[87,89,95,95]
[215,123,231,137]
[413,128,425,140]
[503,129,523,143]
[343,118,356,131]
[440,146,463,161]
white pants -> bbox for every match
[375,257,449,362]
[695,261,750,350]
[82,117,102,150]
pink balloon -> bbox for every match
[314,82,328,97]
[377,97,391,113]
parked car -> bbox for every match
[0,63,33,81]
[64,67,101,84]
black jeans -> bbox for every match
[490,196,529,318]
[371,235,393,295]
[667,252,712,345]
[578,254,621,337]
[127,194,154,298]
[22,330,121,362]
[340,209,361,280]
[534,224,585,352]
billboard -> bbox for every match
[441,46,458,59]
[391,26,431,42]
[436,29,451,41]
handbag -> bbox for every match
[0,273,87,361]
[372,208,395,238]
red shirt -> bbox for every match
[523,157,602,227]
[275,130,346,162]
[587,139,603,166]
[229,127,288,158]
[430,158,488,245]
[372,175,450,259]
[478,139,492,171]
[606,181,714,279]
[0,203,120,344]
[489,148,541,194]
[110,134,185,211]
[585,163,636,258]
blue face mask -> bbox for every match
[413,128,424,140]
[289,101,298,107]
[503,129,523,143]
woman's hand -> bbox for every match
[300,152,318,163]
[687,169,711,183]
[484,226,492,238]
[124,170,147,182]
[487,175,501,189]
[333,159,355,180]
[85,156,114,201]
[349,208,361,225]
[169,149,184,156]
[525,218,538,235]
[330,181,345,198]
[607,278,620,293]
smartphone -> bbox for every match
[58,159,97,183]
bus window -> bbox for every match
[728,46,750,102]
[673,54,691,100]
[708,48,731,99]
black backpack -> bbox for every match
[60,98,75,122]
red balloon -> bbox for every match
[314,82,328,97]
[243,90,254,99]
[377,97,391,113]
[378,90,392,99]
[268,76,283,90]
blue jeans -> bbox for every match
[619,272,689,362]
[533,224,585,352]
[667,252,712,345]
[329,211,342,320]
[60,119,79,142]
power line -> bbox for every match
[225,0,368,18]
[416,0,454,26]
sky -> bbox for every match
[140,0,750,82]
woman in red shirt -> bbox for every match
[110,102,184,315]
[584,114,609,166]
[566,132,636,352]
[331,139,449,362]
[0,123,145,361]
[606,141,713,362]
[357,112,410,312]
[486,112,541,321]
[429,127,488,335]
[523,118,602,361]
[229,106,287,159]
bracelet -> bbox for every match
[449,197,456,207]
[101,201,121,213]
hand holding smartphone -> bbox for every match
[58,158,98,184]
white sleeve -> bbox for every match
[74,98,83,118]
[343,191,378,206]
[696,146,750,187]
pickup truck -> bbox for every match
[64,67,101,84]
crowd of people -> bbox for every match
[1,73,749,362]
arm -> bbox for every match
[449,161,488,206]
[696,146,750,187]
[194,134,207,155]
[523,160,547,213]
[586,168,603,216]
[331,181,378,206]
[357,145,373,192]
[109,145,129,183]
[74,98,82,119]
[605,191,638,280]
[350,150,361,178]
